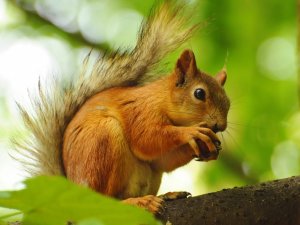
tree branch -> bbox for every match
[159,176,300,225]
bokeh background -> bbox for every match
[0,0,299,195]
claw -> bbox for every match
[214,140,221,147]
[159,191,192,201]
[214,140,222,151]
[194,156,203,161]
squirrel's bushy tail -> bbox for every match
[14,1,198,176]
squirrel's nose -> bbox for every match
[212,123,227,133]
[212,124,219,133]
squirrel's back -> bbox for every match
[14,1,199,176]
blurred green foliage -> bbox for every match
[0,176,158,225]
[0,0,299,194]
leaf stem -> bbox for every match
[0,211,23,220]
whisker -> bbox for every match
[220,132,227,148]
[227,122,245,129]
[224,129,242,150]
[227,121,263,130]
[227,121,245,125]
[227,125,242,132]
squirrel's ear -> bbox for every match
[175,49,197,86]
[215,69,227,86]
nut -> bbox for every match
[194,139,222,161]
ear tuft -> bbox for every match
[175,49,197,86]
[215,69,227,86]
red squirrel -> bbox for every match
[15,2,230,213]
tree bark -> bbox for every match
[159,176,300,225]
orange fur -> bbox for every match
[14,2,230,214]
[63,50,230,202]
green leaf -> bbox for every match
[0,176,160,225]
[0,207,23,223]
[78,218,105,225]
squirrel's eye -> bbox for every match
[194,88,206,101]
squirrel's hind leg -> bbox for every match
[122,192,191,214]
[63,115,131,195]
[63,114,165,214]
[122,195,164,214]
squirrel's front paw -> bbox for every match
[184,124,221,161]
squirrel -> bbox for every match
[14,1,230,214]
